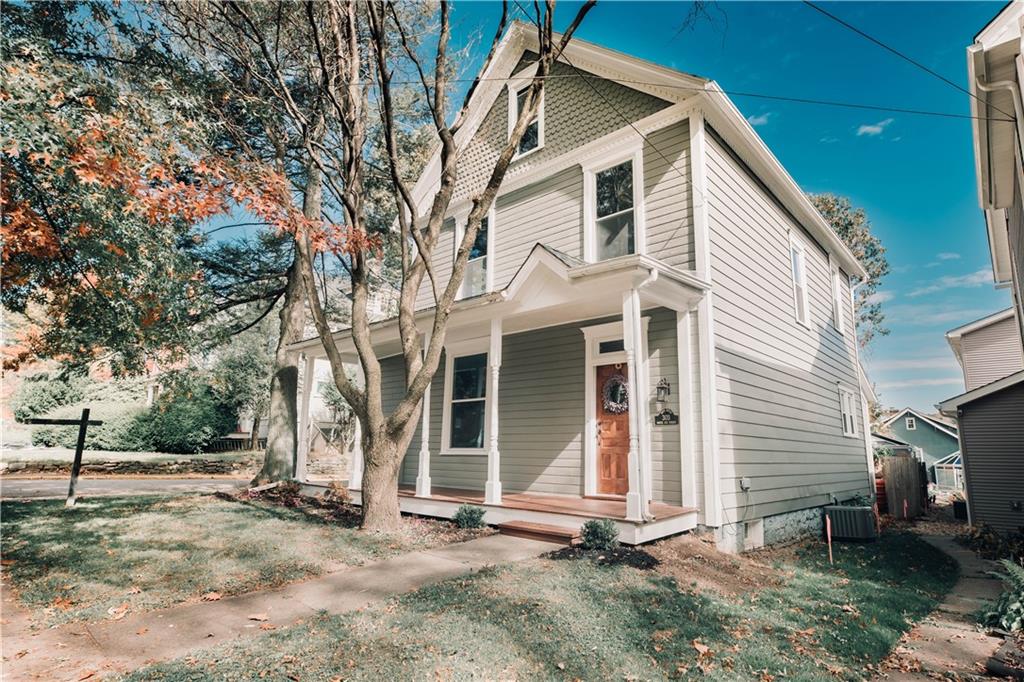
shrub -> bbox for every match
[11,373,88,422]
[31,400,152,451]
[958,524,1024,563]
[142,379,236,454]
[984,559,1024,633]
[453,504,486,529]
[580,518,619,550]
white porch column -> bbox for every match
[295,353,316,482]
[415,332,433,498]
[348,419,364,490]
[622,289,647,522]
[484,318,503,505]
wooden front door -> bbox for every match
[596,363,630,496]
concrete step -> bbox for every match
[497,520,581,546]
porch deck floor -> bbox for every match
[397,485,695,522]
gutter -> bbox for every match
[974,74,1024,210]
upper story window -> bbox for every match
[838,387,857,437]
[508,65,544,159]
[583,147,645,262]
[905,416,917,430]
[455,208,495,300]
[441,348,489,453]
[789,234,810,327]
[830,259,846,335]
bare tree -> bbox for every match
[162,0,593,530]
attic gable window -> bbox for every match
[905,416,917,430]
[507,65,544,159]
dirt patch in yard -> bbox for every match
[647,532,788,596]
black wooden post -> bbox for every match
[66,408,90,508]
[25,410,103,509]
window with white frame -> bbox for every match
[506,64,544,159]
[905,416,917,430]
[839,387,857,437]
[789,235,810,327]
[584,149,644,262]
[830,260,845,334]
[443,351,488,452]
[456,211,493,299]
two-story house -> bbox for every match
[291,23,873,551]
[937,2,1024,534]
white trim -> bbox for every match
[688,110,721,528]
[439,338,491,456]
[295,353,316,482]
[789,232,811,329]
[882,407,959,439]
[830,257,845,336]
[454,205,496,300]
[415,331,433,498]
[838,384,858,437]
[507,64,545,160]
[676,310,698,510]
[938,368,1024,413]
[582,145,646,263]
[581,317,651,499]
[485,318,503,505]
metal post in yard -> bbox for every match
[66,408,90,508]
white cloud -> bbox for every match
[936,252,960,261]
[869,357,959,371]
[856,118,894,136]
[906,268,993,297]
[884,304,989,326]
[819,136,840,144]
[865,291,894,305]
[876,377,963,390]
[747,112,772,127]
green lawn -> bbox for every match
[1,493,478,627]
[125,532,958,681]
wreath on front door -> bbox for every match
[602,374,629,414]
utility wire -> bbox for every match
[801,0,1015,120]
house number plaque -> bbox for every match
[654,409,678,426]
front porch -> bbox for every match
[389,486,697,545]
[292,246,714,545]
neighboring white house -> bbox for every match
[290,22,872,550]
[938,1,1024,533]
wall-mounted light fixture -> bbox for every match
[656,378,671,406]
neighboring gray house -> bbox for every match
[939,1,1024,534]
[871,431,917,459]
[291,23,873,550]
[880,408,960,479]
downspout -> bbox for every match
[975,75,1024,209]
[849,276,877,492]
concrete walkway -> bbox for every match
[879,535,1004,680]
[2,533,558,681]
[0,477,247,500]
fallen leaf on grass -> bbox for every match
[248,613,269,621]
[259,623,276,631]
[127,586,141,595]
[78,672,96,681]
[51,596,73,610]
[1,559,15,566]
[107,603,130,620]
[201,592,222,602]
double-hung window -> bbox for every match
[584,148,644,262]
[442,350,488,453]
[789,234,810,327]
[508,65,544,159]
[830,260,846,335]
[905,416,917,431]
[838,387,857,437]
[457,211,493,299]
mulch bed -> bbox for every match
[545,545,661,569]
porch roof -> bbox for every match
[289,244,710,359]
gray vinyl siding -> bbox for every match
[960,314,1024,390]
[389,309,685,504]
[959,381,1024,534]
[1009,172,1024,340]
[644,121,695,270]
[705,133,870,520]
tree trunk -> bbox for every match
[360,431,405,532]
[252,258,306,485]
[249,414,261,451]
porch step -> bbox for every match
[497,520,581,546]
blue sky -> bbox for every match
[446,0,1012,412]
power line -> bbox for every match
[383,72,1011,123]
[801,0,1014,120]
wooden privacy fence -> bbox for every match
[881,455,926,519]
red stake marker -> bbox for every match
[826,513,833,565]
[903,498,908,520]
[873,502,881,535]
